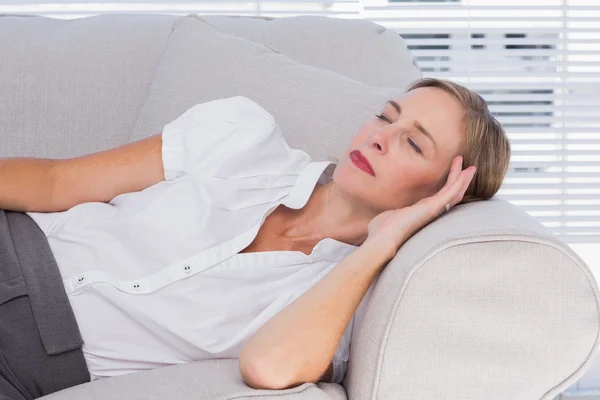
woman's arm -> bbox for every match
[238,239,394,390]
[50,134,165,211]
[0,157,58,212]
[0,133,165,213]
[238,155,476,390]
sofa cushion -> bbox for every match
[200,14,421,89]
[39,359,348,400]
[129,15,418,163]
[0,14,176,159]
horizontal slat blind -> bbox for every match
[1,0,598,243]
[364,0,600,244]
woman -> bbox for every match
[0,78,510,398]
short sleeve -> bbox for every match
[161,96,276,181]
[330,283,376,384]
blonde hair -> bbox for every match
[406,77,512,205]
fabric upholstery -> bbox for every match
[0,14,177,159]
[345,198,600,399]
[39,359,347,400]
[128,15,419,165]
[199,14,421,89]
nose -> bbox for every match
[368,127,393,155]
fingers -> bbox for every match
[453,166,476,205]
[436,156,476,213]
[443,155,464,190]
[421,155,476,216]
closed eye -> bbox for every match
[375,114,423,155]
[375,113,391,123]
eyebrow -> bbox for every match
[386,100,439,155]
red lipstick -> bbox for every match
[350,150,375,177]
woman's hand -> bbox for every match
[363,155,476,260]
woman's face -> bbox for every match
[333,86,466,213]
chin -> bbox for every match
[332,164,373,197]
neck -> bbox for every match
[279,181,377,248]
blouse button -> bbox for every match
[76,276,85,284]
[132,283,141,290]
[183,265,192,274]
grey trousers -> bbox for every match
[0,210,90,400]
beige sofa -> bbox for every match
[1,12,598,400]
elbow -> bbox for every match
[239,355,300,390]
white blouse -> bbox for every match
[26,95,374,385]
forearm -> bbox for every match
[0,157,58,212]
[239,239,395,389]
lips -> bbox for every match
[350,150,375,176]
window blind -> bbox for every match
[1,0,599,244]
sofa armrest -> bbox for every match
[344,198,600,400]
[39,359,347,400]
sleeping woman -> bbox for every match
[0,77,510,399]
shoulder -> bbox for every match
[161,95,287,179]
[188,96,275,133]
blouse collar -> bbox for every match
[281,161,336,210]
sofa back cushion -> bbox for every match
[200,14,421,89]
[0,14,177,158]
[130,15,420,164]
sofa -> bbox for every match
[1,12,598,400]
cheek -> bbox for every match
[386,165,433,194]
[342,126,370,158]
[352,123,372,143]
